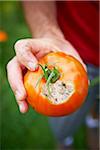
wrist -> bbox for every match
[32,24,65,40]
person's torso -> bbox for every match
[56,1,99,66]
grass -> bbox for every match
[0,1,90,150]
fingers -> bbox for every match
[7,56,28,113]
[15,38,87,72]
[31,38,61,59]
[15,38,60,66]
[15,39,38,71]
[8,38,59,113]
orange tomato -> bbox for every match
[0,31,8,42]
[24,52,88,116]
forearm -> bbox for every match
[22,1,64,39]
[22,1,86,69]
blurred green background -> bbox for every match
[0,1,98,150]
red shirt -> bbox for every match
[56,1,99,66]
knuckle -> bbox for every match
[15,40,31,63]
[14,39,24,50]
[14,39,29,53]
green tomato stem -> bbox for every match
[35,74,44,88]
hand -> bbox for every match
[7,37,86,113]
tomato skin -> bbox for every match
[24,52,88,116]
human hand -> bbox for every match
[7,37,86,113]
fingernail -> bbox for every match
[19,102,26,113]
[28,62,38,71]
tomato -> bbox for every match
[24,52,88,116]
